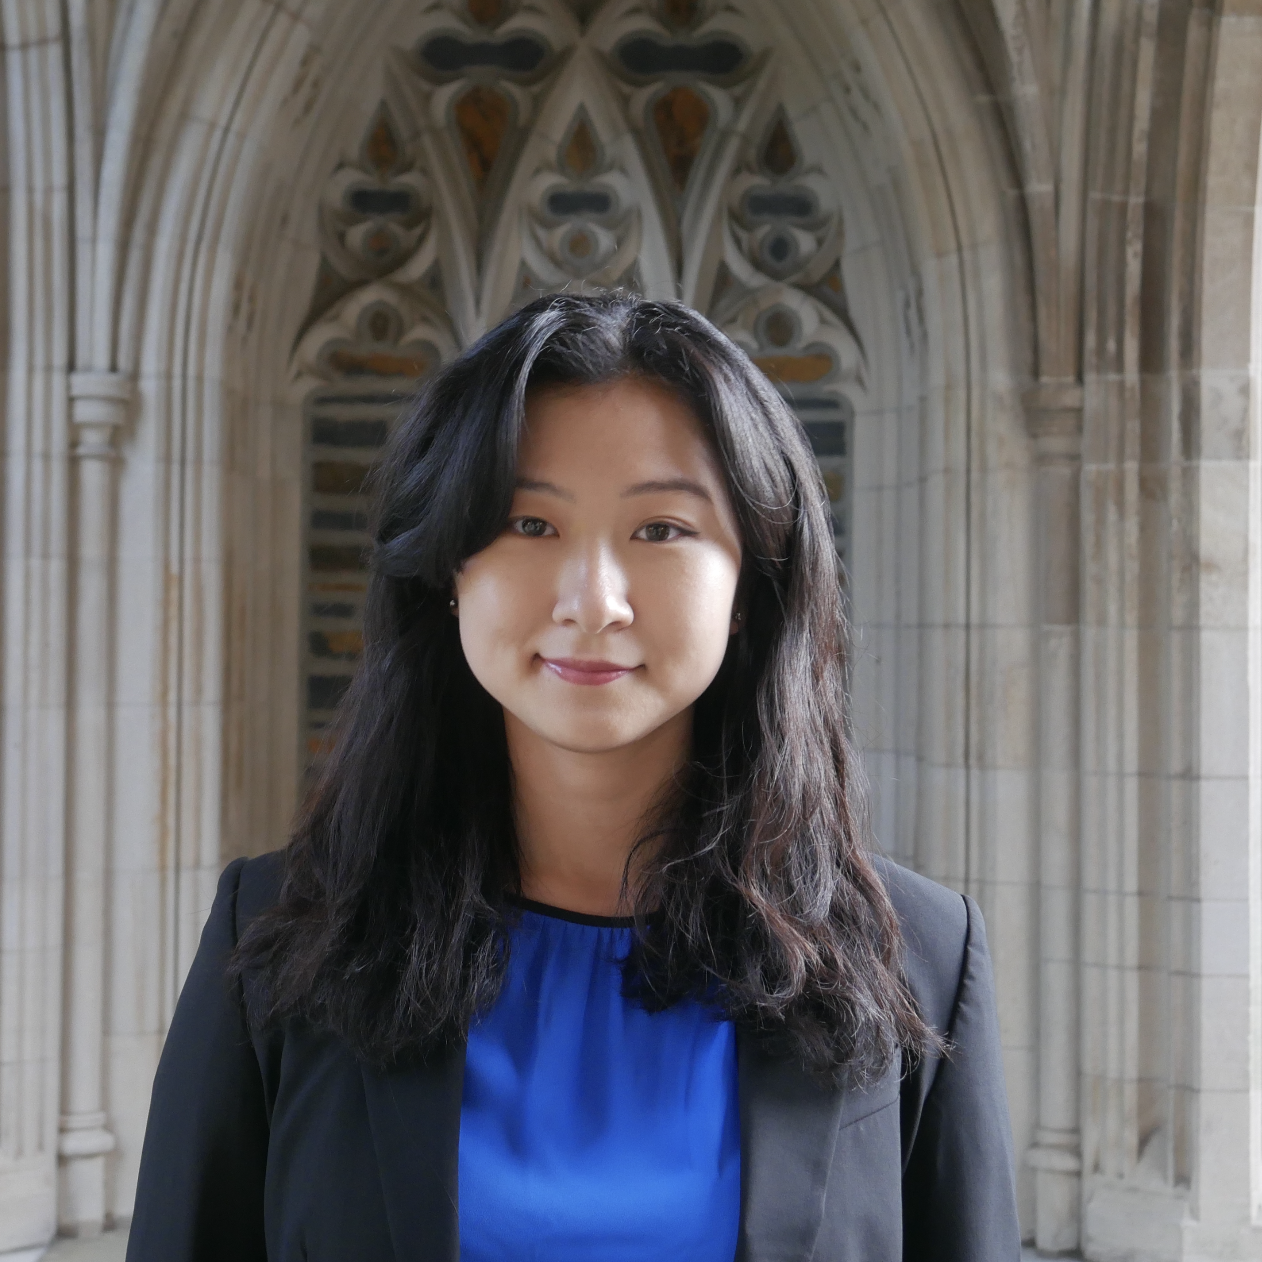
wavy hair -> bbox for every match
[233,291,932,1081]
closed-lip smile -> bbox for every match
[540,657,639,686]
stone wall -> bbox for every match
[0,1,1258,1257]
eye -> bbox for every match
[510,516,556,538]
[634,521,692,543]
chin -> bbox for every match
[535,717,659,755]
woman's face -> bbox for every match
[454,376,744,755]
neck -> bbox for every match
[507,710,691,917]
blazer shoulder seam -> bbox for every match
[223,854,249,946]
[941,893,975,1047]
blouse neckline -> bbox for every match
[505,894,640,930]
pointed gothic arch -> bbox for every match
[288,1,874,774]
[4,0,1261,1253]
[64,0,1039,1231]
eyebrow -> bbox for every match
[515,475,714,504]
[514,477,576,502]
[621,478,713,503]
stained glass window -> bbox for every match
[294,0,863,770]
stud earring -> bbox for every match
[449,597,458,610]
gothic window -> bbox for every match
[292,0,864,771]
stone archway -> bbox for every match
[106,0,1037,1230]
[0,0,1050,1245]
[0,0,1253,1254]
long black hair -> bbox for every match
[234,290,932,1081]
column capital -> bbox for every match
[57,1111,116,1159]
[69,371,133,459]
[1027,1130,1083,1174]
[1023,379,1083,462]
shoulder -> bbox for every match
[214,848,287,943]
[870,853,969,947]
[869,854,976,1037]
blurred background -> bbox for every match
[0,0,1259,1257]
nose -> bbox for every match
[552,538,633,635]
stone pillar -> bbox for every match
[57,371,130,1235]
[1023,381,1083,1253]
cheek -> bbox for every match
[454,549,548,681]
[644,551,740,684]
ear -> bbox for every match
[729,566,750,637]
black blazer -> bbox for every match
[126,852,1020,1261]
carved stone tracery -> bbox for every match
[292,0,866,763]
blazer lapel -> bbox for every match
[361,1040,465,1262]
[736,1035,901,1261]
[358,1030,899,1261]
[737,1035,846,1261]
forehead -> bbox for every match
[519,377,718,473]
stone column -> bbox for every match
[1023,381,1083,1253]
[57,371,130,1235]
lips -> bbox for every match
[540,657,639,686]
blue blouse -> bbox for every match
[458,900,741,1261]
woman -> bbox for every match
[127,292,1020,1261]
